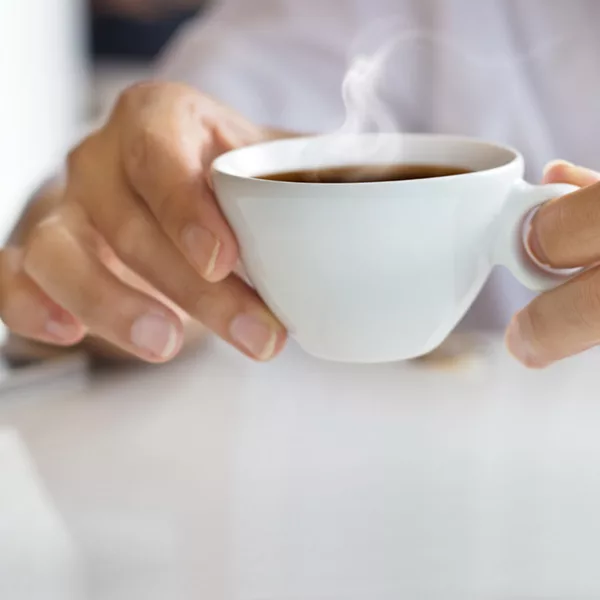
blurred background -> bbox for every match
[0,0,209,243]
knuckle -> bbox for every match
[124,125,198,221]
[112,85,176,187]
[115,81,186,128]
[124,124,159,181]
[116,80,199,111]
[23,207,83,275]
[112,214,151,263]
[25,213,63,259]
[114,81,160,116]
[22,233,54,280]
[120,87,207,183]
[66,133,104,189]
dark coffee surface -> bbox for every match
[258,164,472,183]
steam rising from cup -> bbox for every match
[319,29,404,170]
[309,18,569,180]
[339,39,399,137]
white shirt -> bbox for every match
[158,0,600,329]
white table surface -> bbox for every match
[1,334,600,600]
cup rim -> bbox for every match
[211,132,522,187]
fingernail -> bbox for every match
[182,225,221,279]
[230,314,278,360]
[131,313,179,359]
[525,214,550,267]
[543,159,574,177]
[505,316,548,369]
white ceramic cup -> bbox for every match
[212,133,578,363]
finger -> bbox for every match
[542,160,600,187]
[68,165,286,360]
[115,86,239,282]
[193,274,287,361]
[0,248,85,346]
[505,266,600,368]
[23,206,184,363]
[527,179,600,269]
[91,204,286,361]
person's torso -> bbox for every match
[160,0,600,328]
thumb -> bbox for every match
[542,159,600,187]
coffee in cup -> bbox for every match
[259,163,472,184]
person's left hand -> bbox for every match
[506,160,600,367]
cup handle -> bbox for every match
[493,180,581,292]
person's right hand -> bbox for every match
[0,82,288,362]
